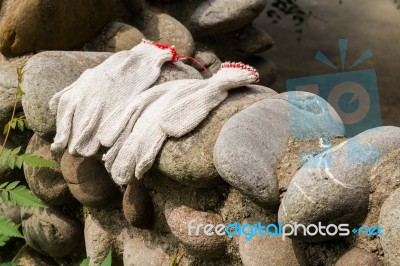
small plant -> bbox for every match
[170,250,181,266]
[0,66,58,259]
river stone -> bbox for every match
[21,207,83,258]
[214,92,345,209]
[22,52,200,140]
[24,134,74,206]
[155,85,277,188]
[22,51,112,140]
[123,237,170,266]
[142,12,195,56]
[61,151,121,208]
[12,245,57,266]
[279,126,400,241]
[379,187,400,265]
[188,0,266,37]
[192,51,221,77]
[84,213,115,266]
[239,219,299,266]
[0,0,117,56]
[354,147,400,254]
[0,58,27,129]
[123,177,154,228]
[244,56,278,87]
[216,25,274,60]
[164,202,226,258]
[105,22,144,52]
[334,248,383,266]
[0,199,20,224]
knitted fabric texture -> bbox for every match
[49,39,177,155]
[108,62,259,185]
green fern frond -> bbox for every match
[1,181,47,208]
[0,213,23,239]
[0,148,59,169]
[19,153,59,168]
[0,234,12,247]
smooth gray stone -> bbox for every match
[22,51,112,140]
[188,0,266,37]
[21,207,83,258]
[279,126,400,241]
[214,92,345,209]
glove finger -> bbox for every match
[98,81,174,148]
[51,97,77,151]
[98,99,140,147]
[48,81,76,114]
[103,113,138,172]
[134,127,167,179]
[110,122,147,185]
[74,109,103,156]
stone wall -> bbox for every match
[0,1,399,266]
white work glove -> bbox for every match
[108,62,259,185]
[99,78,201,172]
[49,39,179,156]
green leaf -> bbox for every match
[11,147,21,155]
[15,86,24,97]
[15,157,23,169]
[23,119,30,130]
[80,257,90,266]
[10,120,16,129]
[17,119,24,132]
[0,234,11,247]
[0,158,5,167]
[101,251,112,266]
[8,157,15,170]
[0,213,23,238]
[8,185,47,208]
[0,182,8,189]
[3,122,10,135]
[2,149,11,158]
[1,191,9,207]
[6,181,20,190]
[20,154,59,168]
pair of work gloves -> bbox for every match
[49,39,259,186]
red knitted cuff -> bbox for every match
[221,62,260,82]
[142,39,179,62]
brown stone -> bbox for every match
[24,134,74,206]
[123,177,154,228]
[164,202,226,258]
[105,22,144,52]
[335,248,383,266]
[142,12,195,56]
[0,0,117,56]
[61,151,121,208]
[239,219,300,266]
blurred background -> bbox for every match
[256,0,400,126]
